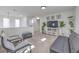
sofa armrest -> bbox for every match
[15,44,31,53]
[22,32,32,39]
[50,36,69,53]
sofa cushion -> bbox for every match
[15,40,31,50]
[69,31,79,53]
[22,32,32,39]
[50,36,69,53]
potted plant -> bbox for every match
[60,21,65,27]
[59,21,65,35]
[42,22,46,34]
[69,21,74,27]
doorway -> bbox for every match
[33,19,40,34]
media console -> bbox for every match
[46,27,59,36]
[44,15,61,36]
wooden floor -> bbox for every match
[0,45,6,53]
[0,32,57,53]
[28,32,57,53]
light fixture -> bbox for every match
[7,11,10,18]
[36,17,40,19]
[41,6,46,10]
[12,8,17,19]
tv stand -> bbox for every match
[46,27,59,36]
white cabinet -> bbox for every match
[46,28,59,36]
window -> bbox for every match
[15,19,20,27]
[3,18,10,28]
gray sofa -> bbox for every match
[1,31,32,53]
[50,31,79,53]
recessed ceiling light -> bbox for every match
[41,6,46,10]
[36,17,40,19]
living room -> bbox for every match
[0,6,79,53]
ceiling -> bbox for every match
[0,6,75,17]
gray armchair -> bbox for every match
[50,31,79,53]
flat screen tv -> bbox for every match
[47,21,58,28]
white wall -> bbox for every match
[0,16,3,28]
[74,7,79,34]
[40,16,47,33]
[40,10,75,37]
[20,17,27,27]
[10,17,15,27]
[61,10,75,36]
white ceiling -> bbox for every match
[0,6,75,17]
